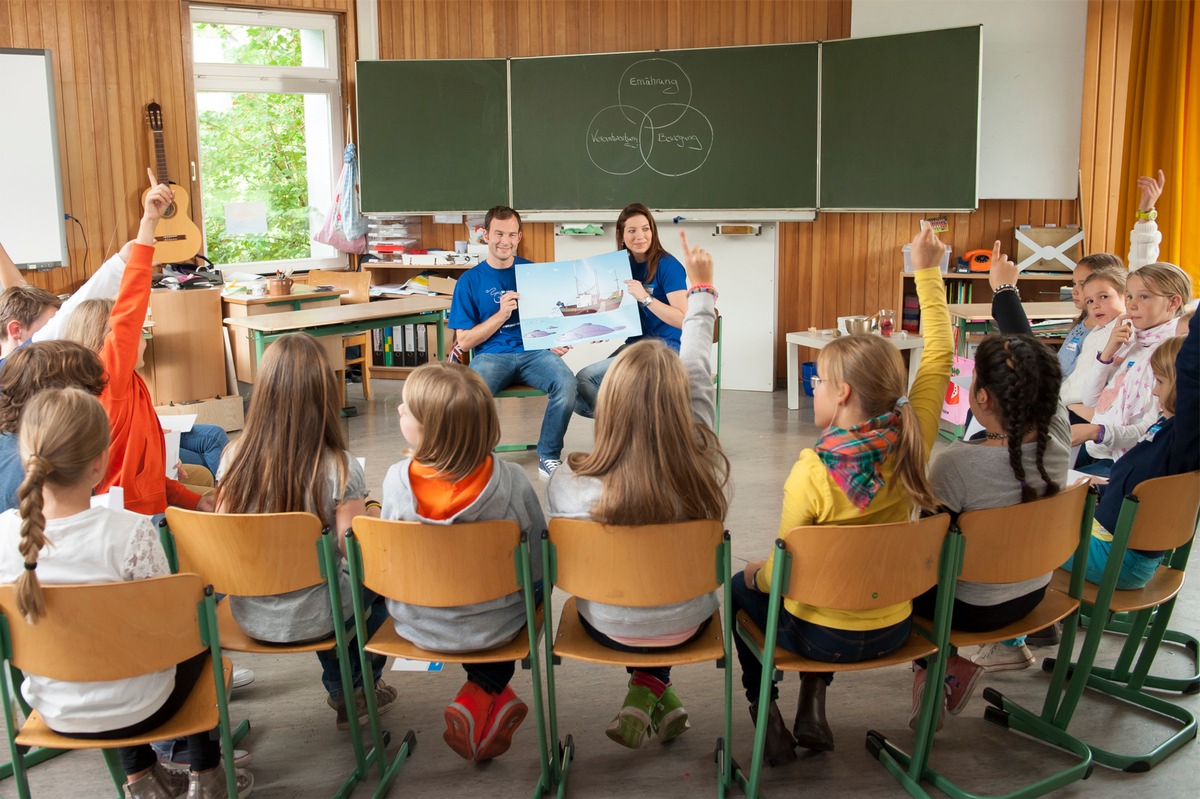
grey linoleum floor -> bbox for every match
[3,381,1197,798]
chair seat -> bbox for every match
[17,657,231,749]
[922,589,1079,648]
[215,599,336,655]
[1050,565,1186,614]
[736,610,937,673]
[554,597,723,667]
[497,384,547,398]
[366,605,544,664]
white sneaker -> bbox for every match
[538,458,561,480]
[231,667,255,691]
[973,642,1035,672]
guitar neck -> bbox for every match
[153,130,170,185]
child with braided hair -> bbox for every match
[0,388,251,798]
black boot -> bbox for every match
[792,674,834,752]
[748,701,797,766]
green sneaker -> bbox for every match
[606,682,656,749]
[651,685,691,744]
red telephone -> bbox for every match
[962,249,993,272]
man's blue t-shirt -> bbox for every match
[448,257,532,355]
[628,251,687,351]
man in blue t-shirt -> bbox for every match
[448,206,576,479]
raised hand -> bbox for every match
[679,230,714,286]
[987,239,1020,290]
[142,167,174,224]
[909,220,946,271]
[1137,169,1165,212]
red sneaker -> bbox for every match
[943,655,983,716]
[475,685,528,762]
[444,681,494,760]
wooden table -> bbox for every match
[785,331,926,411]
[224,296,452,377]
[223,286,349,382]
[947,301,1077,355]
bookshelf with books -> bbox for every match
[898,271,1073,336]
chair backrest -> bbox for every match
[548,518,724,607]
[165,508,326,597]
[351,517,522,607]
[777,514,950,609]
[308,269,371,305]
[956,482,1090,583]
[0,574,206,682]
[1127,471,1200,552]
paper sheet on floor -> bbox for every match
[391,659,444,672]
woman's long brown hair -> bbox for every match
[216,334,349,527]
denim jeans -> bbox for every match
[319,588,390,700]
[1064,537,1163,591]
[470,351,577,461]
[574,354,617,419]
[731,574,912,702]
[179,423,230,477]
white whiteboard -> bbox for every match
[554,222,777,392]
[852,0,1087,200]
[0,49,68,268]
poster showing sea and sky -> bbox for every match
[515,250,643,350]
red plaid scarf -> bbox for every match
[815,412,902,510]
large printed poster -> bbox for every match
[515,250,643,350]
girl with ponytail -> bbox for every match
[0,388,251,798]
[731,222,953,765]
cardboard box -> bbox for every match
[427,275,458,295]
[156,395,245,432]
[1014,226,1084,273]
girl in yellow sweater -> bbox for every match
[732,222,952,765]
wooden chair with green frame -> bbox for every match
[344,517,550,799]
[0,574,241,799]
[162,508,398,799]
[870,482,1098,799]
[1019,470,1200,773]
[541,518,736,798]
[734,513,956,799]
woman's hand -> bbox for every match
[987,240,1020,290]
[625,279,649,302]
[1101,315,1133,362]
[909,220,947,271]
[1137,169,1165,212]
[679,230,714,286]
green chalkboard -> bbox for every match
[356,59,509,213]
[510,44,818,211]
[821,26,981,210]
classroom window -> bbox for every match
[190,6,343,273]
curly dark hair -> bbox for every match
[973,334,1063,502]
[0,340,107,434]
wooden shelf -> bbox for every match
[363,261,471,271]
[898,271,1073,281]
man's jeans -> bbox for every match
[470,351,577,461]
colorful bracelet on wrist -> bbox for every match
[689,284,718,300]
[365,500,382,512]
[1095,424,1106,444]
[1096,352,1115,365]
[992,284,1018,295]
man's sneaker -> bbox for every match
[327,680,399,731]
[161,748,252,772]
[230,667,255,691]
[606,682,656,749]
[974,642,1035,672]
[908,667,944,732]
[444,681,493,761]
[538,458,561,480]
[1026,622,1063,648]
[475,684,528,762]
[943,655,983,716]
[650,685,690,744]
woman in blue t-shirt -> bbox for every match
[575,203,689,417]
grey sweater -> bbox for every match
[546,292,721,638]
[929,406,1071,605]
[381,456,545,652]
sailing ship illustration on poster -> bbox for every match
[515,250,643,349]
[556,260,625,316]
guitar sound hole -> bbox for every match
[163,203,176,219]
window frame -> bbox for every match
[189,5,347,274]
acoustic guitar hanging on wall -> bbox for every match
[144,102,201,263]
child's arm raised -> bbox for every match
[1129,169,1164,271]
[987,244,1033,335]
[0,239,26,290]
[906,222,953,456]
[676,230,718,428]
